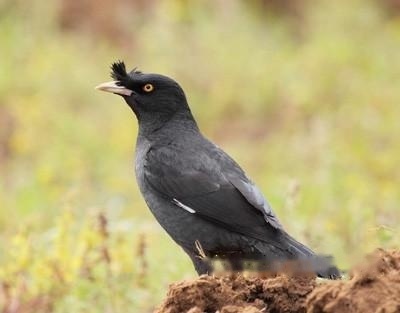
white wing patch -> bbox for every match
[173,198,196,214]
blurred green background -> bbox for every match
[0,0,399,312]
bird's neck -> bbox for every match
[137,108,199,139]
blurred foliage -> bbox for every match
[0,0,399,311]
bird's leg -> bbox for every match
[190,254,213,275]
[182,246,213,275]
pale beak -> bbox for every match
[95,81,133,96]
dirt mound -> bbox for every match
[155,274,315,313]
[307,249,400,313]
[155,249,400,313]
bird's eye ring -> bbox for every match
[143,83,154,93]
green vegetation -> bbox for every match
[0,0,399,311]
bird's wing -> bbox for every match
[143,143,283,242]
[227,176,282,229]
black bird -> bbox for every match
[96,61,340,279]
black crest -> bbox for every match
[110,60,128,81]
[110,61,142,87]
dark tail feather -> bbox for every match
[283,233,341,279]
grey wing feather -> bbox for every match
[228,176,283,230]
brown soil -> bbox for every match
[155,249,400,313]
[307,249,400,313]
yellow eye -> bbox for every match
[143,83,154,93]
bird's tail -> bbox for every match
[280,232,341,279]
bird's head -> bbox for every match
[96,61,190,124]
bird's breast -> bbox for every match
[134,137,152,191]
